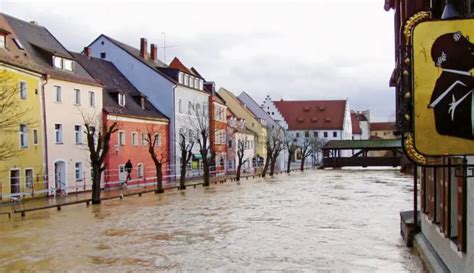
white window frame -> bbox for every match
[131,132,138,146]
[54,86,62,103]
[53,56,63,69]
[74,125,82,144]
[19,81,27,99]
[154,133,161,147]
[89,91,95,107]
[24,168,34,189]
[178,99,182,113]
[55,124,63,144]
[75,162,83,181]
[0,34,5,49]
[63,59,73,71]
[73,89,81,105]
[118,93,126,107]
[179,72,184,84]
[19,124,28,148]
[118,131,125,146]
[141,133,147,146]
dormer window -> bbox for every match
[118,93,126,107]
[53,56,74,71]
[190,76,194,88]
[184,74,189,86]
[179,72,184,84]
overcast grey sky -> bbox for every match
[1,0,395,121]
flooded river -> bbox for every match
[0,169,423,271]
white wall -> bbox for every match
[44,79,103,193]
[234,132,255,173]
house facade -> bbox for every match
[0,15,46,201]
[370,122,397,139]
[238,91,286,171]
[219,87,267,170]
[87,35,209,178]
[262,96,352,163]
[226,109,256,173]
[73,51,169,189]
[5,14,104,195]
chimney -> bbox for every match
[150,44,157,61]
[84,47,91,58]
[140,38,148,60]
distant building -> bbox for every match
[262,96,352,162]
[370,122,397,139]
[226,109,256,173]
[73,51,169,189]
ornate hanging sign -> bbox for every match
[412,19,474,156]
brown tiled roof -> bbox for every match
[371,122,395,131]
[273,100,346,130]
[169,57,192,74]
[351,113,362,134]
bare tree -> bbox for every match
[261,139,272,178]
[269,132,285,176]
[262,126,285,177]
[299,138,313,171]
[236,138,249,181]
[285,134,299,174]
[178,131,194,190]
[145,126,168,193]
[0,70,34,160]
[190,106,214,187]
[84,119,118,204]
[310,138,324,167]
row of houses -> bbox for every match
[0,12,395,202]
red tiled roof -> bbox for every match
[371,122,395,131]
[169,57,192,74]
[351,113,362,134]
[273,100,346,130]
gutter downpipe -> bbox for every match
[41,74,50,195]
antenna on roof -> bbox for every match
[160,32,177,64]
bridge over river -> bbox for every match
[0,169,423,271]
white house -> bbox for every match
[261,96,352,164]
[226,111,256,174]
[87,35,209,177]
[6,14,104,194]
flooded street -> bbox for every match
[0,169,423,271]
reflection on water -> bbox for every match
[0,169,423,271]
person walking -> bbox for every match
[123,159,133,188]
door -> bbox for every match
[119,165,126,184]
[54,161,66,192]
[10,170,20,197]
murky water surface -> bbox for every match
[0,169,423,272]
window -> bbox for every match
[228,140,232,148]
[118,131,125,145]
[0,34,5,49]
[25,169,33,189]
[323,132,328,138]
[19,124,28,148]
[184,74,189,86]
[196,103,201,115]
[132,132,138,146]
[100,52,106,59]
[75,162,83,181]
[154,134,161,146]
[74,125,82,144]
[333,131,337,138]
[90,126,97,146]
[19,81,27,99]
[53,56,63,69]
[178,99,182,113]
[63,59,73,71]
[296,132,300,138]
[195,78,199,89]
[141,133,147,146]
[304,131,309,138]
[118,93,126,106]
[33,129,38,145]
[313,131,318,138]
[89,91,95,107]
[55,124,63,144]
[190,76,195,88]
[137,163,144,178]
[188,101,193,115]
[74,89,81,105]
[179,73,184,84]
[54,86,62,102]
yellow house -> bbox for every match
[0,17,45,202]
[218,87,267,165]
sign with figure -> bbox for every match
[413,19,474,155]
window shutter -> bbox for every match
[457,174,467,252]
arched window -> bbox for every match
[137,163,144,178]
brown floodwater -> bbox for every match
[0,169,423,271]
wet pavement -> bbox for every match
[0,169,424,271]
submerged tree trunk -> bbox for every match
[270,154,278,176]
[203,154,210,187]
[287,152,292,174]
[179,156,187,190]
[262,155,271,178]
[300,157,306,171]
[91,167,102,204]
[236,162,242,181]
[155,162,164,193]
